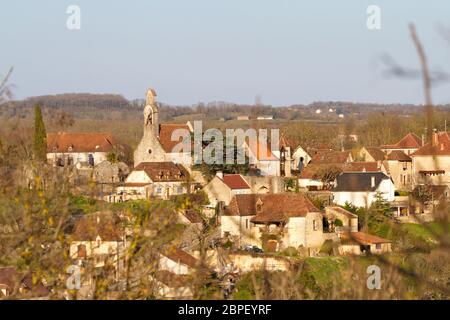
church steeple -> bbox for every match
[143,88,159,137]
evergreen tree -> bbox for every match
[34,105,47,161]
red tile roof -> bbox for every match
[134,162,189,182]
[381,133,422,150]
[365,147,386,161]
[71,211,124,242]
[47,132,115,153]
[181,210,202,224]
[224,193,320,223]
[221,174,251,190]
[299,163,343,179]
[343,162,382,172]
[386,150,412,161]
[311,150,351,164]
[326,206,358,218]
[153,270,191,288]
[412,132,450,156]
[341,232,391,245]
[162,248,198,268]
[158,124,192,153]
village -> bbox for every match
[1,88,447,299]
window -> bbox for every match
[245,219,249,229]
[313,220,318,231]
[77,244,87,259]
[376,244,382,250]
[155,186,162,194]
[177,186,184,194]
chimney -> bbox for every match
[216,171,223,179]
[371,176,376,188]
[432,129,438,147]
[421,134,425,146]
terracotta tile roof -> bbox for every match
[299,163,343,179]
[343,162,382,172]
[181,210,202,224]
[311,150,351,164]
[153,270,191,288]
[381,133,422,150]
[71,211,124,242]
[325,206,358,218]
[47,132,115,153]
[158,124,192,153]
[386,150,412,161]
[162,248,198,268]
[221,174,250,190]
[224,193,320,223]
[341,232,391,245]
[123,182,151,187]
[134,162,189,182]
[365,147,386,161]
[411,132,450,156]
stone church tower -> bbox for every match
[133,88,168,166]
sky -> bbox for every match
[0,0,449,106]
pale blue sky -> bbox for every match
[1,1,449,105]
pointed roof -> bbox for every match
[311,150,351,164]
[364,147,386,161]
[224,193,320,223]
[381,133,422,150]
[158,123,192,153]
[133,162,189,182]
[386,150,412,161]
[333,172,391,192]
[47,132,115,153]
[343,162,382,172]
[221,174,251,190]
[412,132,450,156]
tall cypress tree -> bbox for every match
[34,105,47,161]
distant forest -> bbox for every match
[2,92,449,123]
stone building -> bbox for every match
[134,89,192,169]
[46,132,115,168]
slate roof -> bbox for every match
[333,172,391,192]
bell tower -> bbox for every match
[143,88,159,137]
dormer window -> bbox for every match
[158,171,164,179]
[256,198,263,213]
[68,145,73,152]
[52,146,58,152]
